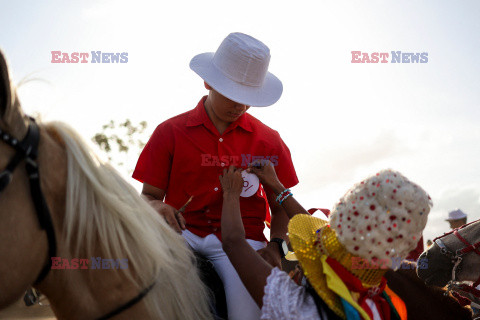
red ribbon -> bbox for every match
[326,257,391,320]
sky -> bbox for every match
[1,0,479,243]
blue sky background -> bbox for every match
[1,0,479,242]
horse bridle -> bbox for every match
[0,118,154,319]
[0,118,56,285]
[433,219,480,305]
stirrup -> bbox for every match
[23,288,40,306]
[23,288,48,306]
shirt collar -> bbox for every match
[186,96,253,133]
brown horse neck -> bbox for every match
[385,262,472,320]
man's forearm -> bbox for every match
[141,192,162,203]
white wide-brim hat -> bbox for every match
[190,32,283,107]
[446,209,467,221]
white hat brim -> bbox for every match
[190,52,283,107]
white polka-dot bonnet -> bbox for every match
[329,169,432,264]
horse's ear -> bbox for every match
[0,50,27,137]
[0,49,12,119]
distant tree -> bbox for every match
[92,119,148,173]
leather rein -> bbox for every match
[0,118,153,319]
[433,219,480,306]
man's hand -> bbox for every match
[256,242,282,269]
[148,199,186,233]
[141,184,186,234]
[219,166,244,198]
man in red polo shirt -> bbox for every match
[133,32,298,320]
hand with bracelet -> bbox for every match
[247,160,309,218]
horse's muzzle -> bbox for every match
[416,248,452,287]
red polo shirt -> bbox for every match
[133,97,298,242]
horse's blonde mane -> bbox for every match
[46,121,212,320]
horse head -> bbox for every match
[417,219,480,287]
[0,50,67,308]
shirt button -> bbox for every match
[219,138,223,142]
[206,209,210,213]
[207,220,212,224]
[214,187,219,191]
[221,162,225,167]
[213,227,218,232]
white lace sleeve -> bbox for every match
[261,267,324,320]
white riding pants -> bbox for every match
[183,229,266,320]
